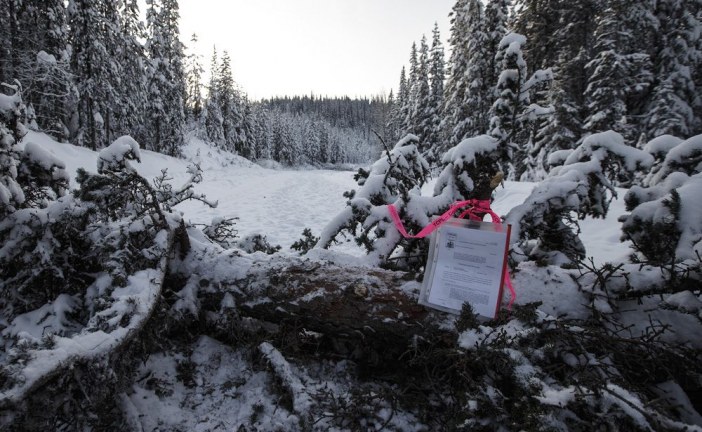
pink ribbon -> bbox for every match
[388,199,516,310]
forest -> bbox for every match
[1,0,702,430]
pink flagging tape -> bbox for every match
[388,199,516,310]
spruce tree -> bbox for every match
[8,0,74,140]
[442,0,485,149]
[489,33,529,176]
[525,0,602,180]
[239,100,255,160]
[145,0,186,156]
[205,47,225,147]
[385,89,399,142]
[531,57,583,180]
[411,36,433,158]
[185,33,205,123]
[645,0,701,138]
[395,67,410,140]
[584,1,654,142]
[404,42,419,135]
[427,23,445,160]
[510,0,561,74]
[0,85,25,218]
[489,33,552,179]
[67,0,123,150]
[217,51,246,155]
[116,0,149,143]
[459,3,493,140]
[252,106,271,160]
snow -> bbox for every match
[499,32,527,54]
[649,134,702,184]
[0,266,167,406]
[36,50,57,65]
[665,290,702,313]
[258,341,314,414]
[22,140,67,172]
[4,294,79,340]
[536,386,577,407]
[30,132,637,264]
[0,92,21,113]
[441,134,499,166]
[5,131,701,428]
[564,130,654,172]
[624,173,702,260]
[125,336,303,431]
[643,134,683,156]
[97,135,142,173]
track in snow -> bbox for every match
[179,167,356,250]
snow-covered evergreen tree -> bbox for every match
[217,50,244,154]
[7,0,73,141]
[410,36,433,159]
[525,1,600,179]
[251,105,271,160]
[0,85,27,218]
[393,67,410,141]
[385,89,399,142]
[144,0,186,156]
[583,1,654,142]
[510,0,561,73]
[507,131,653,263]
[404,43,420,136]
[645,0,701,139]
[67,0,123,149]
[319,132,508,270]
[457,5,492,142]
[425,23,445,166]
[238,100,255,160]
[528,70,582,181]
[489,33,552,178]
[317,135,430,267]
[622,134,702,289]
[115,0,149,144]
[204,47,225,148]
[432,134,504,204]
[442,0,485,150]
[185,33,205,123]
[271,113,295,165]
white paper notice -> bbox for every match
[421,219,510,318]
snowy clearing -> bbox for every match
[31,130,631,265]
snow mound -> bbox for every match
[180,135,259,171]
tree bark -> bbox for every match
[231,260,457,369]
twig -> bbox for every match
[372,129,394,164]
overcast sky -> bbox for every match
[177,0,454,100]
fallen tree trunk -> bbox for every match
[203,258,459,374]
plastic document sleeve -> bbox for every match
[419,218,511,319]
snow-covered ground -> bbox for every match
[30,131,632,265]
[14,132,702,430]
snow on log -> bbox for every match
[0,229,174,409]
[231,258,456,366]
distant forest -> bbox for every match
[1,0,701,173]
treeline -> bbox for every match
[3,0,701,172]
[252,95,391,166]
[391,0,702,180]
[0,1,382,166]
[197,87,388,165]
[0,0,186,155]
